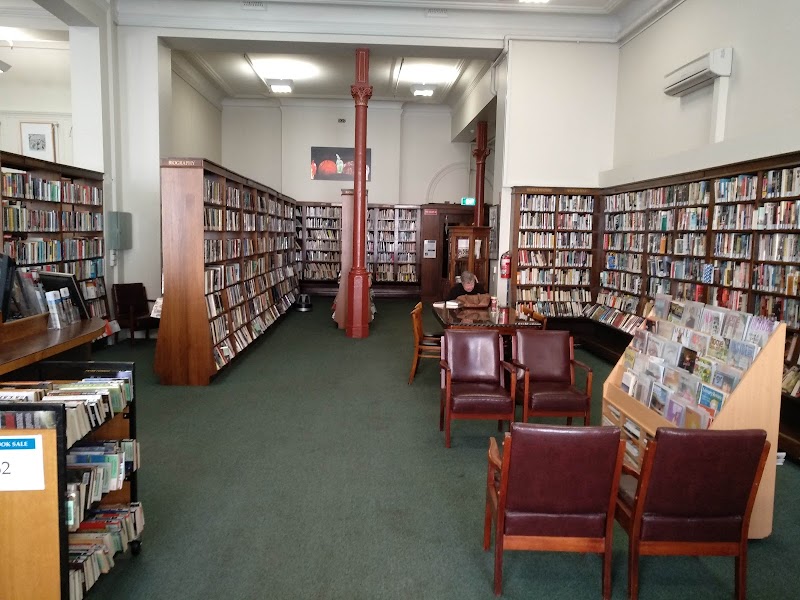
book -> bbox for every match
[623,347,637,371]
[677,346,698,373]
[711,364,743,393]
[661,340,683,366]
[662,366,683,390]
[632,329,648,352]
[698,383,727,415]
[649,382,671,416]
[681,300,705,329]
[684,404,709,429]
[699,306,726,336]
[670,324,688,345]
[720,310,751,340]
[653,293,672,319]
[645,356,666,381]
[664,397,687,426]
[685,330,710,355]
[667,300,685,324]
[646,334,667,358]
[706,335,729,362]
[744,315,776,348]
[621,370,638,395]
[727,339,759,371]
[657,319,676,340]
[633,375,655,406]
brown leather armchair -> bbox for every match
[484,423,625,597]
[408,302,442,384]
[615,427,770,600]
[512,330,592,425]
[112,283,159,346]
[439,329,515,448]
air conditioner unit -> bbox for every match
[664,48,732,97]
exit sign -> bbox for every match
[461,197,476,206]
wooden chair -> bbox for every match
[615,427,770,600]
[484,423,625,597]
[112,283,159,346]
[439,329,515,448]
[518,305,548,329]
[408,302,442,384]
[511,330,592,425]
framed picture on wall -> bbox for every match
[488,204,499,259]
[310,146,371,181]
[20,122,56,162]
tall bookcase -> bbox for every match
[0,151,109,321]
[510,187,598,317]
[155,158,299,386]
[296,201,422,297]
[0,359,140,600]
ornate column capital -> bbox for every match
[351,84,373,106]
[472,146,492,163]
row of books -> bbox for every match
[3,237,104,266]
[583,303,645,333]
[69,503,145,600]
[1,172,103,205]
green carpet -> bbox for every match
[86,298,800,599]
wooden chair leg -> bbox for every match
[602,538,612,600]
[497,420,503,431]
[735,547,747,600]
[566,417,573,425]
[483,487,493,551]
[628,539,639,600]
[408,349,420,385]
[493,536,504,596]
[129,327,135,346]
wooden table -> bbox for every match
[432,305,543,336]
[0,314,106,377]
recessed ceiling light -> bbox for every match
[398,63,458,85]
[267,79,293,94]
[519,0,550,3]
[411,84,435,97]
[247,56,319,81]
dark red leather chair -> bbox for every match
[484,423,625,597]
[112,283,159,346]
[615,428,770,600]
[512,330,592,425]
[439,330,515,448]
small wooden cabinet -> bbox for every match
[447,226,490,288]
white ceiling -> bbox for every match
[0,0,670,115]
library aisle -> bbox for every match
[89,299,800,600]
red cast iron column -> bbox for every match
[473,121,490,226]
[346,48,373,338]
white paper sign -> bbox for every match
[0,435,45,491]
[423,240,437,259]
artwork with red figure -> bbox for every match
[310,147,372,181]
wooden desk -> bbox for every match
[0,314,106,377]
[432,305,542,336]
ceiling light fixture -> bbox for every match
[519,0,550,4]
[247,56,319,81]
[267,79,293,94]
[0,60,11,74]
[397,63,458,85]
[411,84,435,97]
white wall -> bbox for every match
[504,40,618,188]
[221,99,282,187]
[400,105,471,204]
[171,69,222,162]
[607,0,800,185]
[280,99,402,204]
[0,45,73,164]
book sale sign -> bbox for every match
[0,435,45,491]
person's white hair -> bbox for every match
[460,271,477,284]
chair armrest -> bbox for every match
[500,360,516,374]
[488,437,502,471]
[572,358,593,374]
[621,463,639,478]
[510,359,528,373]
[439,360,450,373]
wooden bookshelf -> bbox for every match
[155,158,299,386]
[447,225,490,291]
[0,151,108,326]
[367,204,421,290]
[510,187,599,317]
[602,322,785,539]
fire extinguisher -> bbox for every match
[500,252,511,279]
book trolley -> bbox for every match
[0,358,141,600]
[602,321,784,539]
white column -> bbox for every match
[116,27,170,295]
[68,26,103,171]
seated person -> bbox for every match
[446,271,486,301]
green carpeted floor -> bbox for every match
[86,298,800,599]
